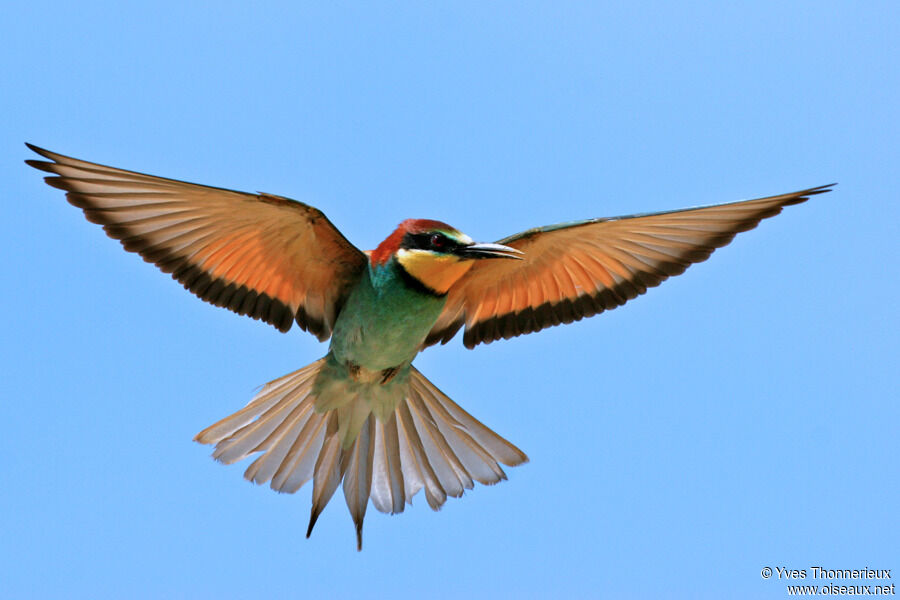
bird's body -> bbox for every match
[331,257,447,372]
[27,143,832,550]
[312,255,451,448]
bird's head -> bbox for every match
[371,219,522,294]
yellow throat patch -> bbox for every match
[396,249,475,294]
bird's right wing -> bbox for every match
[27,144,368,339]
[425,185,833,349]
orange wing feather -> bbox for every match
[27,144,367,339]
[426,185,833,349]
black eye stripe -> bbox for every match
[402,232,459,253]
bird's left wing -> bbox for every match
[425,185,833,349]
[27,144,367,339]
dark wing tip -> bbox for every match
[25,142,44,154]
[784,183,836,205]
[25,143,61,162]
[44,177,71,191]
[24,158,54,173]
[24,142,61,173]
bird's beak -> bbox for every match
[460,242,524,260]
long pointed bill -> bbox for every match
[461,242,524,260]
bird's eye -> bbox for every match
[430,234,445,249]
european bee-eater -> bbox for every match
[27,144,832,549]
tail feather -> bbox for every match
[307,414,342,538]
[243,401,315,485]
[271,416,328,493]
[396,400,448,510]
[408,392,472,498]
[224,387,308,465]
[415,381,511,485]
[413,372,528,469]
[371,416,405,514]
[342,415,375,551]
[194,359,528,549]
[194,360,323,445]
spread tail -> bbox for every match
[194,359,528,550]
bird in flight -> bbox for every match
[26,144,832,549]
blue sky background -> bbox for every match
[2,2,897,598]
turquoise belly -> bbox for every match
[329,261,445,370]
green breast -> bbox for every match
[329,259,446,370]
